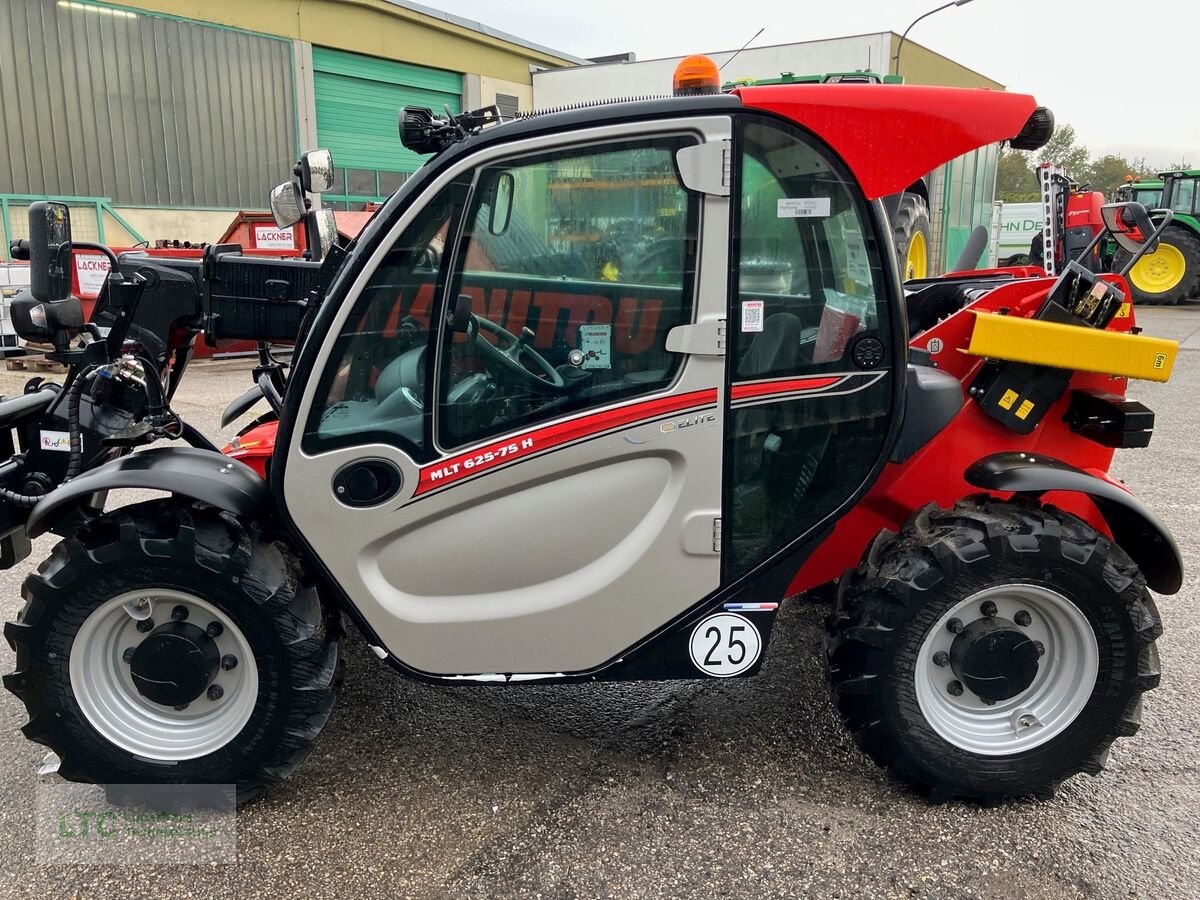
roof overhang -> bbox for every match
[736,84,1041,200]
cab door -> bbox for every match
[282,118,733,676]
[724,116,899,579]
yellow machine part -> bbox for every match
[967,312,1178,383]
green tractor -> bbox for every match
[1114,170,1200,305]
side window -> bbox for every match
[727,118,893,578]
[302,176,470,458]
[1171,178,1197,215]
[437,138,699,448]
[733,124,882,379]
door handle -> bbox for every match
[332,459,402,508]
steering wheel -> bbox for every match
[470,315,566,394]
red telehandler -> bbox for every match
[1,58,1181,806]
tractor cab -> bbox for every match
[1114,169,1200,305]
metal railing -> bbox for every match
[0,195,146,261]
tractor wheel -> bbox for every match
[3,500,341,805]
[894,192,932,282]
[825,498,1161,803]
[1115,225,1200,305]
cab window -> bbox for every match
[437,138,699,449]
[1171,178,1197,215]
[302,175,470,458]
[727,118,893,577]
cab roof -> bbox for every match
[392,83,1046,210]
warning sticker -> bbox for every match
[1015,399,1036,420]
[579,324,611,369]
[777,197,831,219]
[998,388,1019,411]
[741,299,764,333]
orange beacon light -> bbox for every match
[673,55,721,96]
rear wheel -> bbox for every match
[3,500,341,805]
[1116,225,1200,305]
[894,192,932,282]
[826,498,1161,802]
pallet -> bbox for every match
[6,354,66,374]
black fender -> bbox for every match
[965,451,1183,595]
[27,447,268,539]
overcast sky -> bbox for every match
[430,0,1199,168]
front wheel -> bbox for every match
[1115,225,1200,305]
[3,500,341,805]
[826,498,1162,802]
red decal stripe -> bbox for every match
[415,388,717,496]
[730,376,842,403]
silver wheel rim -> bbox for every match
[69,589,259,761]
[914,584,1098,755]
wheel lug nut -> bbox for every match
[947,618,964,634]
[947,680,964,697]
[932,650,950,667]
[171,605,189,622]
[981,600,998,618]
[1014,610,1032,627]
[206,622,223,638]
[122,647,136,664]
[1034,640,1045,657]
[220,654,238,671]
[207,684,224,701]
[136,618,154,633]
[174,702,189,711]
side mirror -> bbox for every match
[314,207,338,258]
[28,201,72,302]
[12,202,84,351]
[299,149,335,194]
[1101,201,1160,255]
[269,182,305,229]
[488,172,514,236]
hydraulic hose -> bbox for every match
[0,366,94,508]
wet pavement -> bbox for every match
[0,306,1197,898]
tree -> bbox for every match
[1039,124,1090,175]
[997,149,1037,202]
[1083,154,1153,198]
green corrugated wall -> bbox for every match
[312,46,462,175]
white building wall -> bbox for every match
[533,33,891,106]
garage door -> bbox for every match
[312,47,462,204]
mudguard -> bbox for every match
[26,447,267,538]
[965,451,1183,595]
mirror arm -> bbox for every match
[71,241,120,270]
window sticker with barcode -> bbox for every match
[741,300,764,333]
[777,197,831,218]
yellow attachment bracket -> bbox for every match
[966,311,1178,383]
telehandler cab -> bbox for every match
[1,69,1183,805]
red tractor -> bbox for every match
[1,64,1181,806]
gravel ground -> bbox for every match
[0,306,1197,898]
